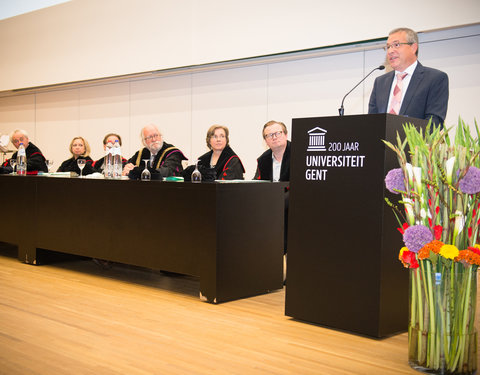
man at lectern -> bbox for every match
[368,27,449,126]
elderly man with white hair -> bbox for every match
[122,124,186,179]
[0,129,48,174]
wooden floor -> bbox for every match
[0,244,478,375]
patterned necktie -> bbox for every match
[389,72,408,115]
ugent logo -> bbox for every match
[306,127,327,152]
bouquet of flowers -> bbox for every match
[384,119,479,374]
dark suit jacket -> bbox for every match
[254,141,291,181]
[368,62,449,125]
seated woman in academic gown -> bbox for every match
[57,136,95,176]
[196,125,245,180]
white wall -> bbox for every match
[0,0,479,91]
[0,25,479,178]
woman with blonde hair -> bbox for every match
[57,136,95,176]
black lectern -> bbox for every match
[285,114,427,338]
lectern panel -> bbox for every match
[285,114,427,337]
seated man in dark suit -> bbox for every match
[254,120,291,182]
[368,27,449,126]
[254,120,290,282]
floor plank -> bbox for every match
[0,244,477,375]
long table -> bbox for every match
[0,175,286,303]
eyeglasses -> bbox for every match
[12,136,26,144]
[144,133,161,141]
[264,131,284,139]
[383,42,413,51]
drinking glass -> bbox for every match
[9,158,16,175]
[191,160,202,183]
[46,159,54,173]
[141,159,151,181]
[77,158,86,178]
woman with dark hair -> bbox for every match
[93,133,127,174]
[196,125,245,180]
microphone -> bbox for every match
[338,65,385,116]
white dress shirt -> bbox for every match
[387,60,418,112]
[272,155,281,182]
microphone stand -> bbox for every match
[338,65,385,116]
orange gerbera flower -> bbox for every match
[417,246,431,260]
[455,249,480,266]
[421,240,444,255]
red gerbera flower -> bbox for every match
[402,250,419,269]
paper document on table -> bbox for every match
[43,172,76,177]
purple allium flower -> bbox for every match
[459,166,480,194]
[385,168,405,194]
[403,225,433,253]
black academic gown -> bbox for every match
[197,145,245,180]
[1,142,48,174]
[57,156,95,176]
[93,156,127,174]
[127,142,187,178]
